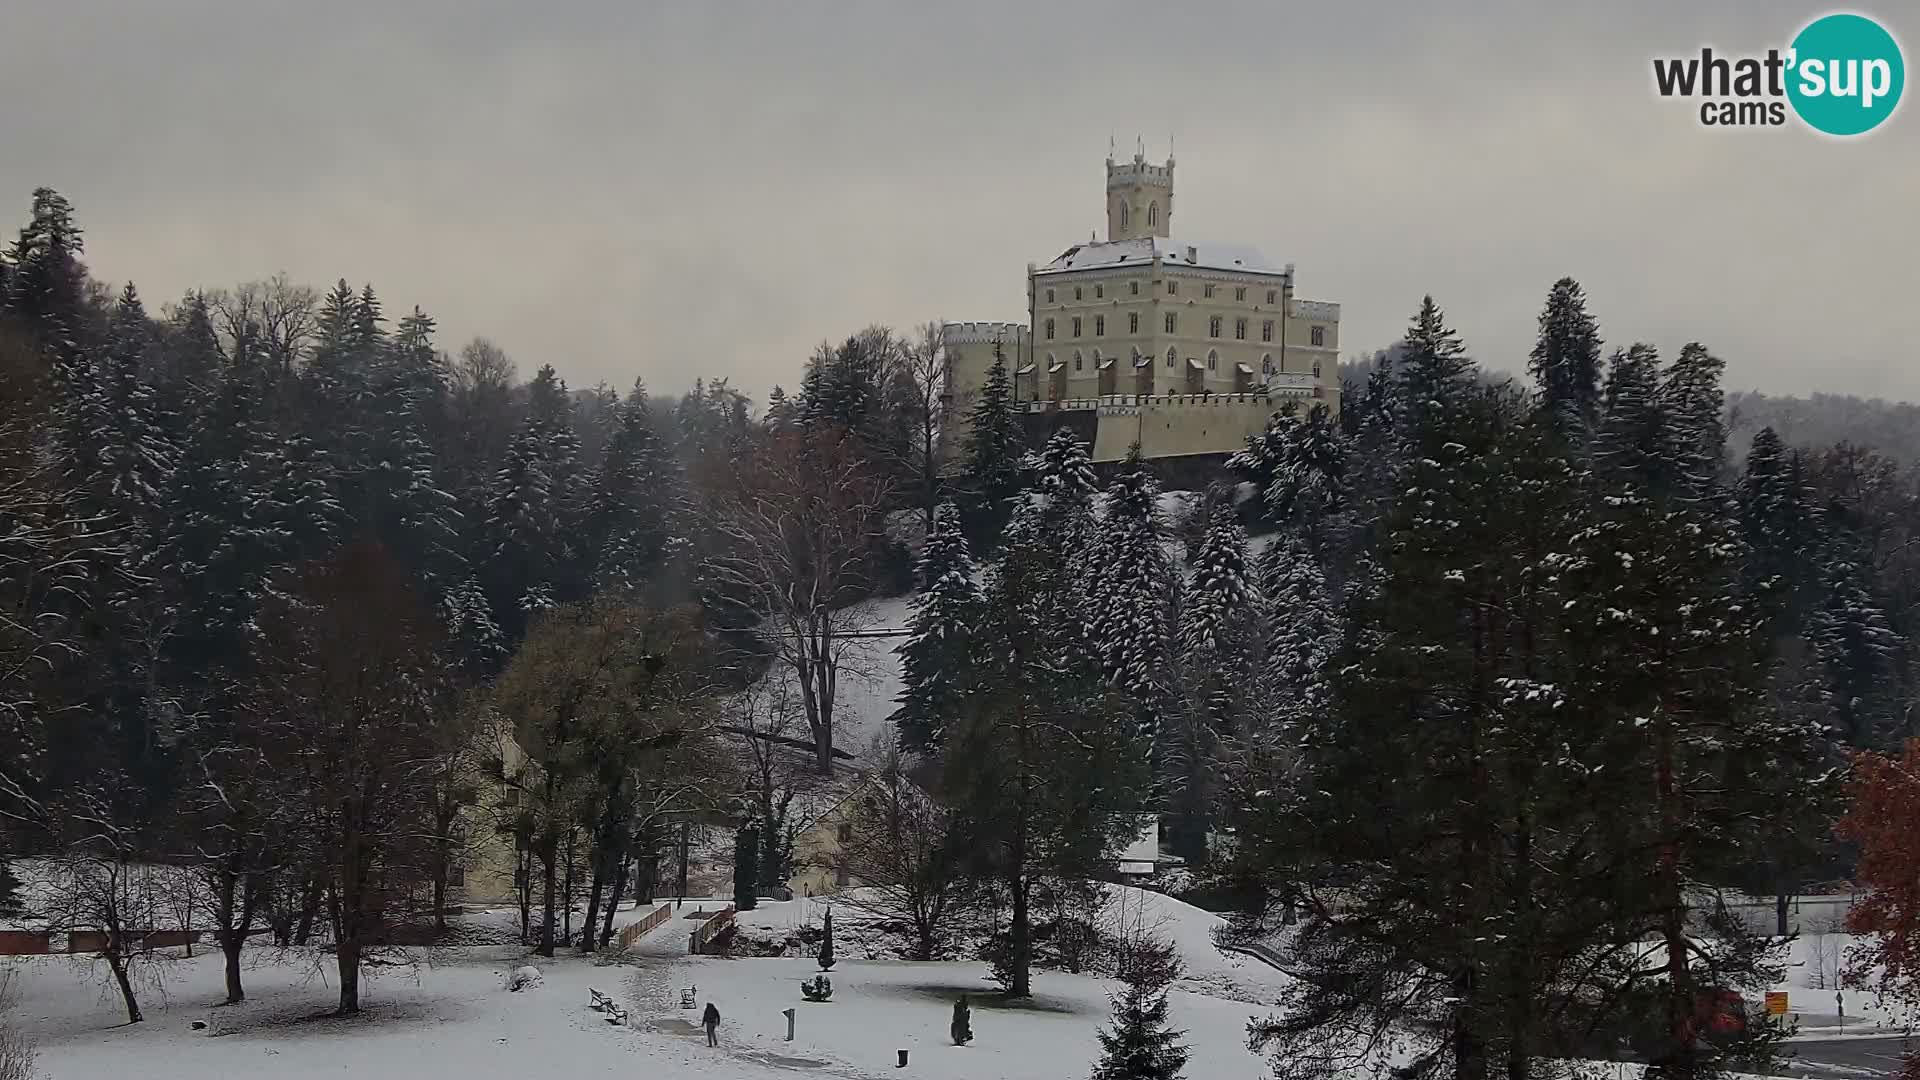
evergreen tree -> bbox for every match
[1809,552,1902,747]
[893,501,983,752]
[1394,295,1473,428]
[1230,403,1349,533]
[1,187,90,338]
[960,342,1024,547]
[1085,446,1174,745]
[941,490,1148,998]
[1257,536,1338,721]
[583,379,681,592]
[1528,277,1603,430]
[733,825,759,911]
[818,906,835,970]
[1092,938,1190,1080]
[1168,498,1258,864]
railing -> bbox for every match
[689,904,737,955]
[616,903,675,950]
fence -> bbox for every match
[0,929,204,956]
[689,905,736,955]
[616,903,675,950]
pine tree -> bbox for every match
[1395,295,1473,429]
[941,488,1149,998]
[961,342,1024,547]
[1168,498,1258,864]
[1809,553,1902,747]
[818,906,835,970]
[1085,446,1173,745]
[1528,277,1603,430]
[893,501,983,752]
[733,825,759,911]
[1258,535,1338,721]
[1092,938,1189,1080]
[583,379,681,592]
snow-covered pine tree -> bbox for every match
[1528,277,1603,431]
[1085,445,1173,744]
[1091,936,1189,1080]
[960,341,1024,547]
[1739,427,1824,638]
[1808,551,1902,747]
[584,378,681,592]
[1394,295,1473,433]
[1167,498,1258,864]
[1257,536,1338,721]
[939,486,1148,999]
[96,283,174,541]
[893,501,983,752]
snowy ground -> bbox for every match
[9,887,1292,1079]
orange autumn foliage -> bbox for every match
[1838,738,1920,1010]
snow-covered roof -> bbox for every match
[1133,356,1153,368]
[1097,357,1116,370]
[1016,363,1036,376]
[1236,362,1253,374]
[1036,236,1287,276]
[1047,361,1066,374]
[1187,358,1205,370]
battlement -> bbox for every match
[1106,158,1174,190]
[942,320,1029,345]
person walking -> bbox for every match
[702,1002,720,1047]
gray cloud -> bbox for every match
[2,0,1912,401]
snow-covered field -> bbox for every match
[8,888,1289,1079]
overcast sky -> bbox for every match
[2,1,1912,403]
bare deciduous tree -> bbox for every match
[703,428,892,774]
[903,322,949,538]
[40,809,172,1024]
[834,733,979,961]
[205,273,318,372]
[247,543,459,1015]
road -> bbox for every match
[1771,1035,1914,1077]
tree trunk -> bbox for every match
[579,863,605,955]
[431,834,450,934]
[337,933,361,1015]
[294,874,320,945]
[561,829,576,948]
[1654,720,1696,1080]
[1007,874,1032,999]
[676,822,689,904]
[1775,879,1791,939]
[106,951,142,1024]
[537,836,557,957]
[600,855,630,947]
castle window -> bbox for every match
[1235,318,1247,340]
[1209,316,1222,338]
[1311,325,1326,347]
[1262,355,1275,375]
[1074,351,1083,371]
[1164,312,1176,334]
[1046,288,1055,304]
[1207,350,1218,370]
[1130,280,1139,296]
[1235,287,1247,302]
[1266,289,1278,304]
[1120,202,1129,229]
[1166,280,1178,296]
[1075,286,1083,301]
[1165,347,1177,368]
[1095,315,1105,336]
[1045,318,1055,340]
[1095,284,1104,299]
[1261,319,1274,343]
[1148,202,1159,227]
[1129,312,1139,334]
[1203,283,1216,299]
[1313,359,1323,378]
[1072,317,1083,338]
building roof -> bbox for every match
[1036,235,1287,277]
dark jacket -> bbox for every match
[702,1004,720,1026]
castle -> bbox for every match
[942,148,1341,466]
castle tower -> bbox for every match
[1106,146,1174,242]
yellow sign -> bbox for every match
[1765,992,1790,1016]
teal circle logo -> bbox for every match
[1787,13,1904,135]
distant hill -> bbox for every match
[1726,391,1920,463]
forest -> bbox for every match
[9,185,1920,1080]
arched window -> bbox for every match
[1148,202,1159,227]
[1120,201,1129,229]
[1207,349,1218,370]
[1165,312,1176,334]
[1165,347,1177,369]
[1044,318,1055,340]
[1074,350,1083,371]
[1261,354,1275,375]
